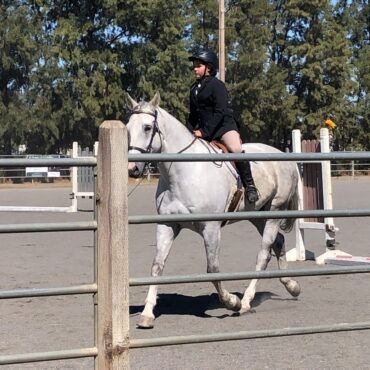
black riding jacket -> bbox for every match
[188,76,239,141]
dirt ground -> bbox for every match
[0,177,370,370]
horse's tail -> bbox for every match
[280,165,300,233]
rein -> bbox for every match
[128,108,198,154]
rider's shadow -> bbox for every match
[130,291,292,319]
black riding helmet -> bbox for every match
[188,49,218,75]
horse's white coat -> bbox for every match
[127,93,301,328]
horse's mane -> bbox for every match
[157,107,186,127]
[157,106,195,139]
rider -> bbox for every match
[187,48,259,203]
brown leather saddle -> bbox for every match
[211,140,244,227]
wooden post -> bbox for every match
[218,0,225,82]
[96,121,129,369]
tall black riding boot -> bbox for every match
[235,158,259,203]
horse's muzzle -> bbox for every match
[128,163,143,178]
[129,167,141,178]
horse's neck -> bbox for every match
[158,108,199,154]
[157,109,211,186]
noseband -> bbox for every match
[128,109,162,153]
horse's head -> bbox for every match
[126,92,162,178]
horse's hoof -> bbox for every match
[137,315,154,329]
[227,296,242,312]
[236,307,256,316]
[220,293,241,312]
[285,280,301,297]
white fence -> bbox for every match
[0,143,97,212]
[331,161,370,177]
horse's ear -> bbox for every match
[126,93,138,110]
[149,92,160,108]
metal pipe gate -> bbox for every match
[1,121,370,369]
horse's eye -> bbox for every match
[143,124,152,132]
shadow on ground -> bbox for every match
[130,291,296,320]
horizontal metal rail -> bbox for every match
[4,266,370,299]
[0,347,98,365]
[1,152,369,167]
[130,321,370,348]
[0,283,97,299]
[128,208,370,224]
[130,265,370,286]
[128,151,370,162]
[0,221,97,233]
[3,322,368,363]
[0,158,96,167]
[1,209,365,231]
[0,206,73,213]
[3,210,368,234]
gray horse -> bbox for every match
[127,92,301,329]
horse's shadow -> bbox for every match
[130,291,295,320]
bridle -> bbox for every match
[128,109,163,153]
[128,105,199,166]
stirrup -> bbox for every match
[246,185,259,203]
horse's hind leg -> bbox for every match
[138,223,180,329]
[202,222,241,312]
[272,232,300,297]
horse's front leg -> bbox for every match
[240,219,278,314]
[138,223,180,329]
[202,222,241,312]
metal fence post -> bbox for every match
[70,142,79,212]
[96,120,129,369]
[351,160,355,179]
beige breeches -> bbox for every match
[220,130,243,153]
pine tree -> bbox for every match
[335,0,370,150]
[1,1,365,153]
[226,0,273,141]
[122,0,192,123]
[277,0,356,145]
[40,0,127,149]
[0,1,43,154]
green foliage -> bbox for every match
[0,0,369,154]
[0,1,43,153]
[130,0,192,123]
